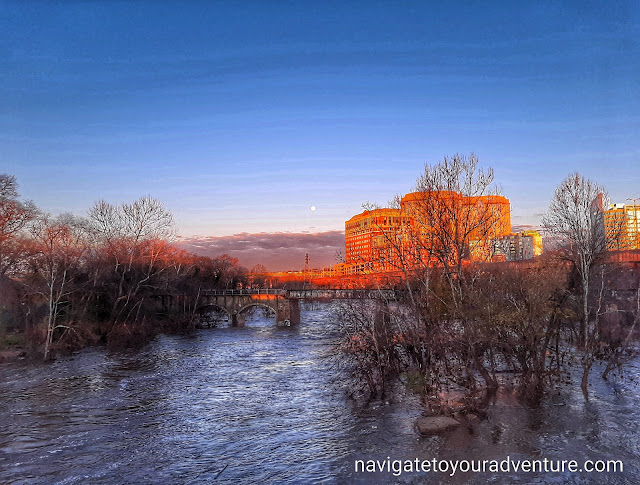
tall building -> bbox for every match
[495,230,543,261]
[605,202,640,250]
[400,191,511,263]
[400,192,510,236]
[345,191,512,272]
[345,208,406,273]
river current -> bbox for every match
[1,304,639,484]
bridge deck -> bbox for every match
[201,288,400,299]
[202,289,286,296]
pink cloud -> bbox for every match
[176,230,345,271]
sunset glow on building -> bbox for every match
[605,202,640,250]
[344,191,512,274]
[345,208,408,273]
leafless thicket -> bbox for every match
[338,161,639,406]
[0,175,252,359]
[542,173,638,396]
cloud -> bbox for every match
[176,230,345,271]
[511,224,542,233]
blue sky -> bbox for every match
[2,0,639,240]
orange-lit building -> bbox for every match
[400,192,511,237]
[345,208,408,273]
[605,203,640,250]
[401,192,511,262]
[345,191,512,272]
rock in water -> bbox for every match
[416,416,460,435]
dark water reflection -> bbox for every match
[1,305,639,484]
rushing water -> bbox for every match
[1,304,639,484]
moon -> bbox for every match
[310,205,317,212]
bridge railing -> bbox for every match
[286,288,400,300]
[202,289,287,296]
[200,288,404,300]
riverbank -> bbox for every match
[0,348,27,363]
[0,316,196,362]
[0,332,29,362]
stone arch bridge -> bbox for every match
[199,289,300,327]
[160,288,399,327]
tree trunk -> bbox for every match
[580,272,589,349]
[474,350,498,390]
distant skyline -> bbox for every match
[2,1,639,250]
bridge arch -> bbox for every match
[238,302,278,319]
[196,290,300,326]
[197,304,231,322]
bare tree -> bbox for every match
[410,153,506,307]
[400,155,507,393]
[89,195,174,245]
[542,173,608,348]
[341,155,513,400]
[88,196,175,322]
[0,174,38,276]
[27,214,91,360]
[602,282,640,379]
[121,195,175,242]
[249,264,268,288]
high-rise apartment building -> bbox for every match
[494,230,543,261]
[605,202,640,250]
[345,191,512,272]
[344,208,407,273]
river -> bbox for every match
[1,304,639,484]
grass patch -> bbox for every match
[0,332,26,350]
